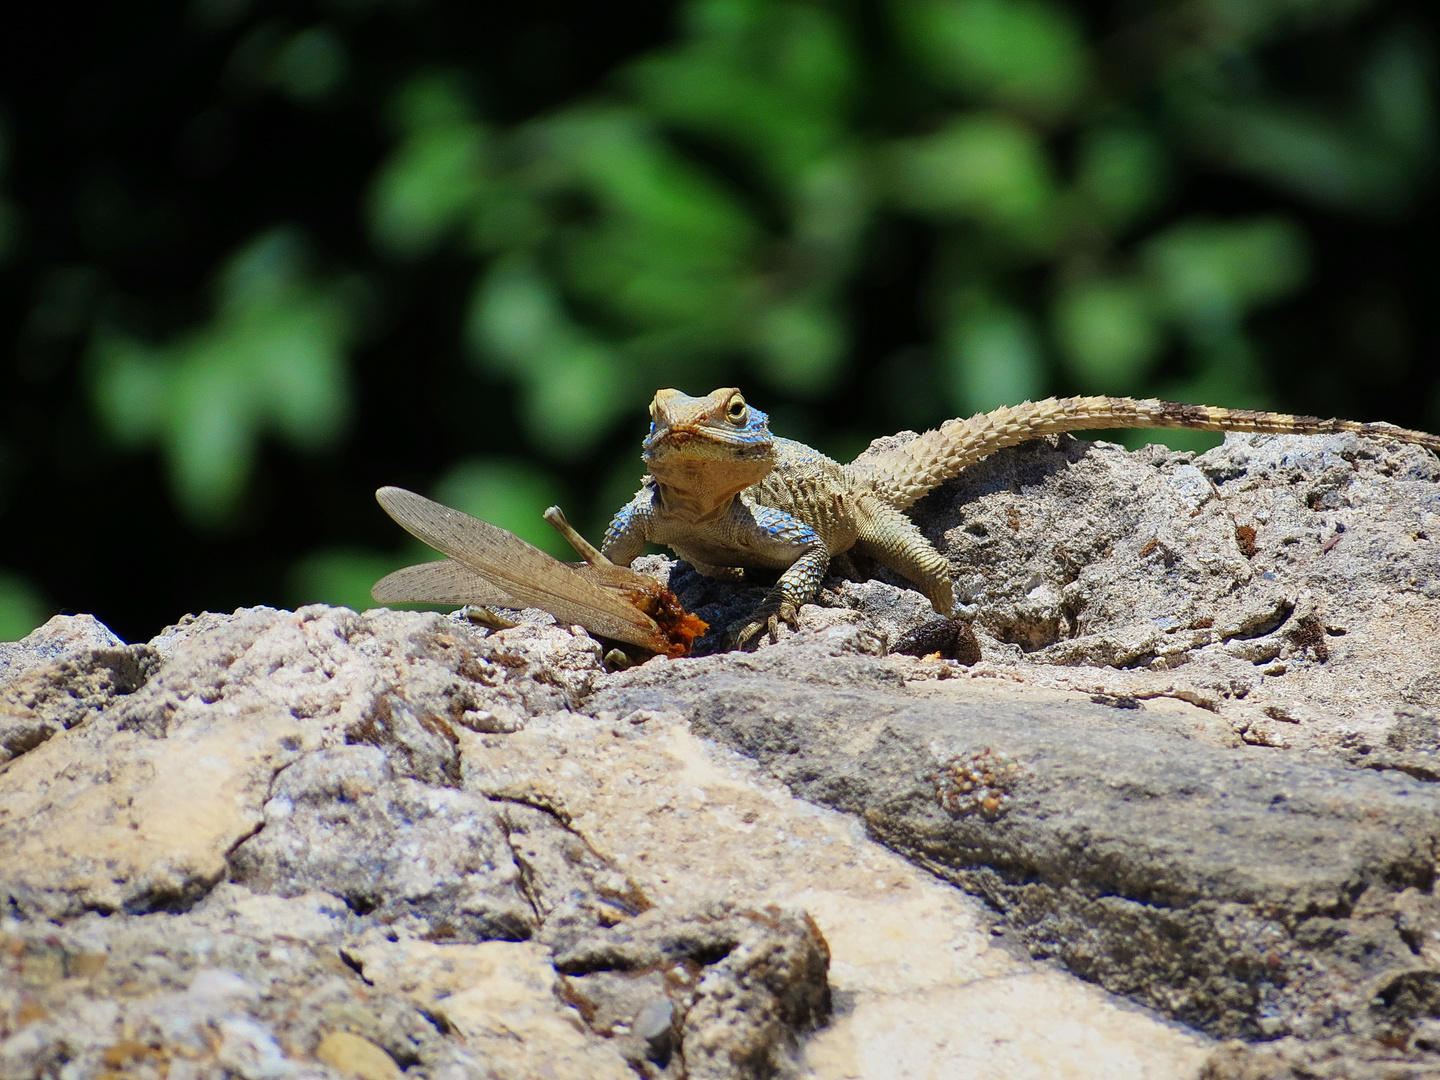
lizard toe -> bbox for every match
[732,618,766,650]
[730,602,799,650]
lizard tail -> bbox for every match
[856,396,1440,511]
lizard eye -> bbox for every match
[725,395,748,425]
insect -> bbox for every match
[371,486,706,657]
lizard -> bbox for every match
[601,388,1440,647]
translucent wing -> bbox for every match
[373,486,669,651]
[371,559,524,608]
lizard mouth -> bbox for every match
[645,425,770,460]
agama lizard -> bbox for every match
[601,388,1440,646]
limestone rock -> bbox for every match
[0,613,127,682]
[314,1031,403,1080]
[4,431,1440,1077]
[596,642,1440,1040]
[229,745,539,941]
[0,613,157,766]
[556,902,831,1078]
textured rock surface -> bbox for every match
[0,613,157,766]
[916,430,1440,746]
[0,608,837,1080]
[2,431,1439,1078]
[597,644,1440,1039]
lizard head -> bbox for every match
[642,388,775,506]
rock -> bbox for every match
[229,745,540,941]
[0,614,157,766]
[341,936,636,1079]
[910,432,1440,742]
[1201,1035,1440,1079]
[314,1031,403,1080]
[594,642,1440,1041]
[0,887,425,1080]
[0,613,127,682]
[555,902,831,1078]
[3,431,1440,1077]
[459,700,1210,1079]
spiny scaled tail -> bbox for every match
[861,396,1440,511]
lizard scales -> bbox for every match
[602,389,1440,645]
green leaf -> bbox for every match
[370,76,490,258]
[247,300,353,449]
[288,547,418,612]
[1075,124,1169,231]
[1129,341,1271,453]
[515,341,631,458]
[551,111,757,255]
[532,110,759,331]
[943,297,1046,414]
[166,349,256,521]
[90,335,169,447]
[87,227,357,526]
[1157,338,1269,413]
[753,300,847,396]
[888,114,1057,248]
[466,257,634,456]
[591,453,651,544]
[1362,26,1436,163]
[1054,277,1164,393]
[0,570,51,642]
[272,26,347,103]
[1173,21,1434,216]
[1143,217,1308,341]
[627,2,855,186]
[1205,103,1408,212]
[466,257,567,373]
[893,0,1089,117]
[791,152,869,260]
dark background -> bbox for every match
[0,0,1436,643]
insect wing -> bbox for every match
[374,487,666,650]
[371,559,524,608]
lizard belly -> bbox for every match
[665,534,799,572]
[651,495,821,573]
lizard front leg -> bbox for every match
[601,483,656,567]
[730,504,831,647]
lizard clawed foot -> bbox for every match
[732,602,800,650]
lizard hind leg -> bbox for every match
[853,499,956,616]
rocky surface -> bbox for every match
[3,431,1440,1079]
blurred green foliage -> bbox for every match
[305,0,1432,608]
[1,0,1436,637]
[357,0,1419,452]
[0,570,49,642]
[360,0,1428,469]
[896,0,1090,116]
[89,229,358,525]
